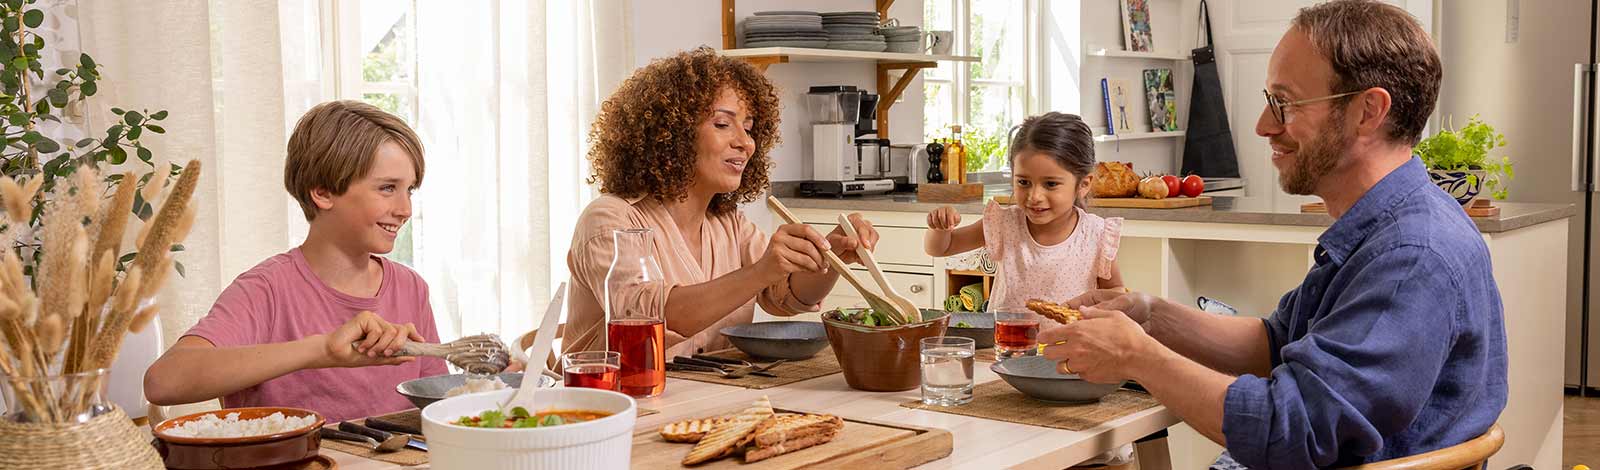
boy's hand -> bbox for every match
[927,206,960,231]
[320,310,424,368]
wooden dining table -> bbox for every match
[322,364,1183,469]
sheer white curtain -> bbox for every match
[73,0,628,347]
[77,0,294,349]
[402,0,629,339]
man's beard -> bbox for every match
[1278,108,1351,195]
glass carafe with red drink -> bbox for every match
[604,228,667,398]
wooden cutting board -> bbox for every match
[631,408,952,469]
[1090,196,1212,208]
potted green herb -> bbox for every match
[1414,115,1513,207]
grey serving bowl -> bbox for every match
[991,355,1123,404]
[719,321,829,360]
[395,372,555,410]
[944,311,994,349]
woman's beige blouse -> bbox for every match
[563,195,819,357]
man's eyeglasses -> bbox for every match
[1263,89,1361,124]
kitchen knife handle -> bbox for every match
[339,421,394,441]
[363,416,421,435]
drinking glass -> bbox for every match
[920,336,975,406]
[561,351,621,391]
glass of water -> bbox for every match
[920,336,976,406]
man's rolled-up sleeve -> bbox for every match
[1222,245,1460,469]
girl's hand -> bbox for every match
[826,213,879,265]
[757,223,832,281]
[927,206,961,231]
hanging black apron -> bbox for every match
[1181,0,1241,178]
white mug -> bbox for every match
[927,30,953,55]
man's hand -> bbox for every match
[319,310,423,368]
[1038,307,1163,383]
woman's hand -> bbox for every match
[927,206,960,231]
[827,213,879,265]
[757,223,833,282]
[319,310,423,368]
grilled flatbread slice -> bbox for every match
[744,429,840,463]
[1026,299,1083,325]
[749,413,843,448]
[660,416,732,443]
[682,396,774,465]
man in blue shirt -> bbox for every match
[1040,1,1507,468]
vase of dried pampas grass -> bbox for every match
[0,159,201,470]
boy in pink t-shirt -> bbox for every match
[144,101,447,422]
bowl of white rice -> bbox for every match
[153,407,324,469]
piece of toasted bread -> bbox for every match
[1026,299,1083,325]
[749,413,843,448]
[744,429,840,463]
[660,416,732,443]
[682,396,774,465]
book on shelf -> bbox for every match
[1106,78,1134,135]
[1100,79,1115,135]
[1142,69,1178,132]
[1120,0,1154,52]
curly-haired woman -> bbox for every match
[564,48,880,357]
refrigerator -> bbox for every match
[1436,0,1596,395]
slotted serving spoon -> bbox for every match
[765,197,907,325]
[837,214,921,324]
[360,334,512,374]
[500,282,568,413]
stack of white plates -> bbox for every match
[742,11,826,49]
[880,25,922,54]
[821,11,885,52]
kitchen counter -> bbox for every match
[773,187,1575,233]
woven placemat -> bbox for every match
[320,427,427,466]
[899,380,1158,431]
[665,347,841,389]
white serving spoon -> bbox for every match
[837,213,921,324]
[500,282,567,413]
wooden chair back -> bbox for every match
[1343,424,1504,470]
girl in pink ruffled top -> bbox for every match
[923,112,1125,315]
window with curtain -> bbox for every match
[282,0,629,341]
[923,0,1032,173]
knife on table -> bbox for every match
[339,421,428,452]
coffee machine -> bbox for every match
[801,86,894,197]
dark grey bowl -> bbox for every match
[719,321,829,360]
[395,372,555,410]
[944,311,994,349]
[991,355,1123,404]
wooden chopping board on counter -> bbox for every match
[631,408,952,469]
[993,194,1212,209]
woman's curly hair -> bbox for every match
[586,47,781,215]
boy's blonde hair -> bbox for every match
[284,100,425,221]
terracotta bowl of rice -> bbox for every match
[152,407,325,469]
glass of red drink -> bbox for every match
[561,351,621,391]
[993,309,1040,360]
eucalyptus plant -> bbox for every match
[0,0,183,277]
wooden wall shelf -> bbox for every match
[718,1,978,137]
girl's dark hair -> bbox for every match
[1008,112,1096,208]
